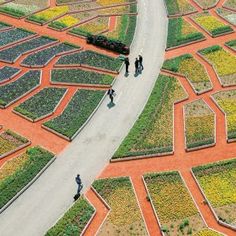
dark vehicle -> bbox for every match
[87,35,130,54]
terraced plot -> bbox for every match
[92,177,148,235]
[113,74,188,160]
[225,39,236,51]
[212,90,236,141]
[223,0,236,11]
[198,45,236,87]
[193,0,219,9]
[192,159,236,229]
[0,146,54,209]
[0,70,41,108]
[0,129,29,159]
[0,66,20,84]
[162,54,212,94]
[14,87,67,122]
[0,21,11,30]
[184,99,215,150]
[216,8,236,26]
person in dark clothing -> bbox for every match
[138,55,143,71]
[75,174,83,194]
[107,88,115,104]
[135,58,139,75]
[124,57,130,74]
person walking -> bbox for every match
[107,88,115,104]
[74,174,83,201]
[124,57,130,74]
[135,58,139,75]
[138,55,144,71]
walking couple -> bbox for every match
[125,55,144,75]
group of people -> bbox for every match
[125,55,144,75]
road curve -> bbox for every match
[0,0,168,235]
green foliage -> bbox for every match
[198,45,221,54]
[211,25,233,36]
[0,6,26,17]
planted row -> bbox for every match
[184,99,215,150]
[0,70,41,108]
[225,39,236,51]
[0,36,57,63]
[113,74,187,159]
[51,68,114,86]
[0,66,20,83]
[56,50,123,72]
[0,146,54,209]
[0,21,11,30]
[164,0,196,16]
[43,89,105,140]
[14,87,67,121]
[92,177,148,235]
[0,130,29,158]
[162,54,212,94]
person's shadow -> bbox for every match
[107,102,115,109]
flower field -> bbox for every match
[0,36,57,63]
[0,0,48,18]
[164,0,196,16]
[0,146,54,209]
[199,45,236,86]
[212,90,236,141]
[223,0,236,11]
[192,12,233,37]
[51,68,114,86]
[216,8,236,26]
[49,15,79,30]
[144,171,212,235]
[46,196,95,236]
[43,89,105,140]
[0,129,29,158]
[113,74,188,159]
[193,0,219,9]
[21,43,78,67]
[193,229,223,236]
[225,39,236,50]
[184,99,215,150]
[56,50,123,72]
[192,159,236,226]
[27,6,69,24]
[92,177,148,235]
[162,54,212,93]
[14,87,67,121]
[0,70,41,108]
[0,28,35,47]
[167,17,204,48]
[0,66,20,83]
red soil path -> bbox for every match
[0,0,236,235]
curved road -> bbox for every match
[0,0,167,235]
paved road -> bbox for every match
[0,0,167,235]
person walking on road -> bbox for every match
[135,58,139,75]
[74,174,83,201]
[107,88,115,104]
[138,55,144,71]
[124,57,130,74]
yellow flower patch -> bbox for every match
[193,228,223,236]
[54,15,79,27]
[97,0,126,6]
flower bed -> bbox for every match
[51,68,114,86]
[46,196,95,236]
[184,99,215,150]
[191,12,233,37]
[0,66,21,83]
[70,16,110,37]
[216,8,236,26]
[27,6,69,24]
[0,146,54,210]
[212,90,236,141]
[167,17,204,49]
[98,4,137,15]
[192,0,219,9]
[162,54,212,94]
[143,171,217,235]
[0,129,29,158]
[48,14,79,30]
[225,39,236,51]
[194,229,223,236]
[43,89,105,140]
[0,70,41,108]
[192,158,236,228]
[0,36,57,63]
[0,21,11,30]
[112,74,188,160]
[21,43,78,67]
[0,28,35,47]
[198,45,236,87]
[92,177,148,235]
[223,0,236,11]
[14,87,67,122]
[56,50,123,72]
[0,0,48,18]
[164,0,196,16]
